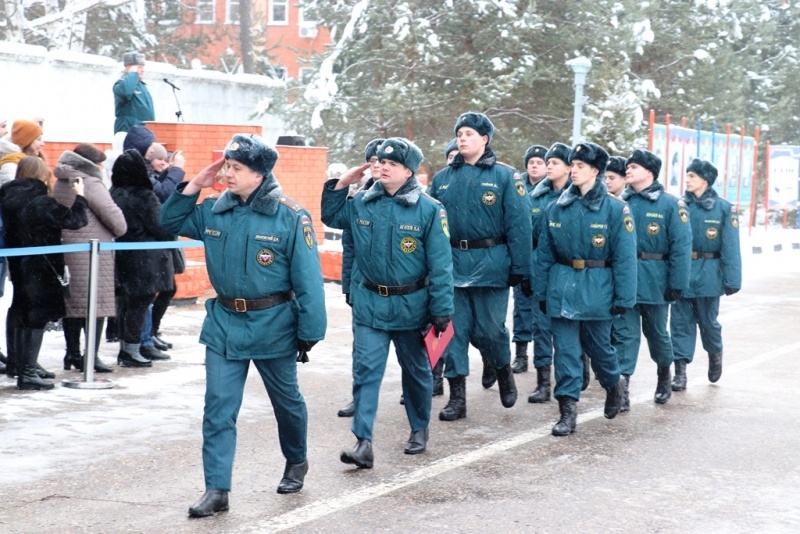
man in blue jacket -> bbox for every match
[160,134,327,517]
[534,142,636,436]
[323,137,454,468]
[670,159,741,390]
[113,52,155,134]
[616,149,692,409]
[511,144,547,374]
[429,112,532,421]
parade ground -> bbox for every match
[1,234,799,533]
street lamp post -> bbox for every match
[566,56,592,146]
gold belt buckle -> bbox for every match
[572,259,586,270]
[377,285,390,297]
[234,298,247,312]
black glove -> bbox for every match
[538,300,547,314]
[345,292,352,307]
[724,287,740,296]
[297,340,317,364]
[664,288,683,302]
[508,274,524,287]
[520,278,532,297]
[430,316,451,336]
[611,306,629,316]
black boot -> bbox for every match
[118,343,152,368]
[337,399,355,418]
[552,396,577,436]
[672,360,687,391]
[604,378,624,420]
[432,359,444,396]
[89,318,112,373]
[481,356,496,389]
[581,353,591,391]
[6,314,18,378]
[404,428,429,455]
[140,345,171,361]
[276,459,308,494]
[188,489,229,518]
[511,342,528,373]
[496,364,517,408]
[439,376,467,421]
[528,366,551,403]
[340,438,374,469]
[708,351,723,383]
[154,331,173,350]
[105,317,119,343]
[654,366,672,404]
[620,374,631,413]
[17,327,54,391]
[63,317,84,371]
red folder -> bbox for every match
[423,321,454,369]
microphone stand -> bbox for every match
[164,78,185,122]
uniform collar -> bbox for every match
[211,173,282,215]
[621,180,663,202]
[557,177,608,212]
[362,176,422,207]
[532,177,571,199]
[685,187,718,210]
[449,147,497,169]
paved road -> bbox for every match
[1,249,799,533]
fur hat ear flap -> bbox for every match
[686,158,718,186]
[377,137,424,173]
[626,149,662,180]
[454,112,494,142]
[523,145,548,168]
[568,142,609,174]
[606,156,628,177]
[545,142,572,165]
[224,134,279,177]
[364,138,385,162]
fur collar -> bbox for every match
[684,187,718,210]
[449,147,497,169]
[532,177,571,199]
[211,172,283,216]
[54,151,103,181]
[557,177,608,212]
[621,180,663,202]
[0,136,20,156]
[361,176,422,207]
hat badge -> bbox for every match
[230,142,239,150]
[576,146,582,152]
[385,146,394,154]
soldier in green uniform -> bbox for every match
[160,134,327,517]
[670,159,741,390]
[322,137,454,468]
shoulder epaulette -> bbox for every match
[279,196,303,212]
[497,161,516,171]
[421,191,442,205]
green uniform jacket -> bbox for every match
[160,179,326,359]
[682,188,742,297]
[322,176,454,331]
[429,149,531,288]
[529,177,570,277]
[535,178,637,320]
[621,181,692,304]
[113,73,155,134]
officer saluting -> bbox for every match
[670,159,741,390]
[322,138,454,468]
[534,142,636,436]
[160,134,326,517]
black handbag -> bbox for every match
[172,247,186,274]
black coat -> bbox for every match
[111,149,174,296]
[0,178,88,327]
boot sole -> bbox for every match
[188,505,229,518]
[339,452,373,469]
[439,411,466,421]
[118,360,153,368]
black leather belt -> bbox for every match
[218,291,295,312]
[450,236,507,250]
[639,252,668,260]
[557,257,610,270]
[363,277,428,297]
[692,251,721,260]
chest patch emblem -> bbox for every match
[624,216,634,233]
[592,234,607,248]
[731,214,739,229]
[482,191,497,206]
[679,208,689,223]
[647,222,660,235]
[304,226,314,249]
[400,236,418,254]
[516,182,526,197]
[256,248,275,266]
[706,227,718,240]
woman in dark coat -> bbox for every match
[110,149,174,367]
[0,156,88,390]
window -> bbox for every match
[196,0,215,24]
[269,0,288,25]
[226,0,240,24]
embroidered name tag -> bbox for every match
[255,234,281,243]
[204,227,222,237]
[356,218,371,226]
[399,224,421,232]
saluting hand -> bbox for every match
[333,162,371,190]
[184,158,225,195]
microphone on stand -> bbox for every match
[163,78,180,90]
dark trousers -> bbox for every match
[151,287,176,335]
[118,294,155,344]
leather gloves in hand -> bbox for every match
[538,301,547,314]
[345,293,352,307]
[611,306,629,316]
[724,287,739,296]
[508,274,532,297]
[664,288,683,302]
[297,340,317,363]
[430,316,451,336]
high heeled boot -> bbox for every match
[17,327,54,391]
[63,317,84,371]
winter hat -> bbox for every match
[364,138,385,162]
[377,137,424,173]
[569,142,609,173]
[123,52,146,67]
[149,143,168,160]
[454,112,494,142]
[626,148,661,180]
[686,158,718,186]
[544,142,571,165]
[73,143,107,164]
[224,134,279,176]
[11,120,43,149]
[123,125,156,157]
[111,149,152,189]
[606,156,627,177]
[523,145,548,168]
[444,138,458,159]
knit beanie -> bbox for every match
[11,120,43,150]
[123,125,156,157]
